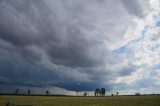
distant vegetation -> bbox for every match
[95,88,105,96]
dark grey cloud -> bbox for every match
[0,0,150,92]
[121,0,148,18]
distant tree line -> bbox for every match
[13,88,50,96]
[13,88,107,96]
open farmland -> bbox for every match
[0,95,160,106]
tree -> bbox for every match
[28,89,30,95]
[101,88,105,96]
[95,88,101,96]
[116,92,119,96]
[84,92,87,96]
[111,93,114,96]
[46,90,49,96]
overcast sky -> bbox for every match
[0,0,160,95]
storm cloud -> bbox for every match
[0,0,160,94]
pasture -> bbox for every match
[0,95,160,106]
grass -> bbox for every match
[0,95,160,106]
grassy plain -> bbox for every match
[0,95,160,106]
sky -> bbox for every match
[0,0,160,95]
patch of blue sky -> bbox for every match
[148,44,159,52]
[128,25,148,44]
[149,64,160,76]
[134,78,155,88]
[113,45,133,55]
[119,26,148,52]
[114,29,147,54]
[113,46,126,53]
[113,25,154,58]
[154,12,160,28]
[138,25,149,41]
[156,22,160,27]
[141,25,149,36]
[152,64,160,71]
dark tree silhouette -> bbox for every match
[28,89,30,95]
[101,88,105,96]
[84,92,87,96]
[95,88,101,96]
[116,92,119,96]
[95,88,106,96]
[46,90,49,96]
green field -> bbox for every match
[0,95,160,106]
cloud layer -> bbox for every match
[0,0,160,94]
